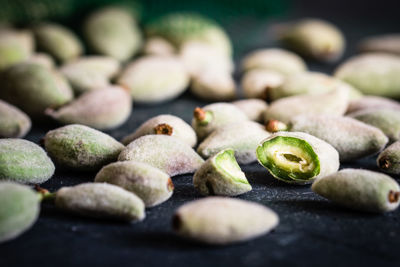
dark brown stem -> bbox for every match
[154,123,173,136]
[35,185,56,202]
[167,178,174,192]
[193,107,206,121]
[379,157,390,169]
[388,190,400,203]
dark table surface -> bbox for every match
[1,13,400,267]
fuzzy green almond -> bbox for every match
[197,121,270,164]
[34,23,83,63]
[241,48,306,75]
[122,114,197,147]
[358,34,400,55]
[263,87,349,124]
[240,69,284,100]
[0,182,41,244]
[193,149,251,196]
[53,183,145,222]
[335,53,400,98]
[143,37,175,56]
[288,115,388,162]
[84,6,142,61]
[0,100,31,138]
[256,131,339,184]
[95,161,174,207]
[190,69,236,101]
[172,197,279,245]
[232,99,268,122]
[44,124,124,171]
[60,56,121,94]
[377,141,400,174]
[349,108,400,142]
[277,18,345,62]
[26,53,55,69]
[192,103,249,141]
[118,135,204,177]
[0,29,33,70]
[46,86,131,130]
[346,96,400,114]
[117,55,189,103]
[312,169,400,213]
[0,139,55,184]
[0,63,73,118]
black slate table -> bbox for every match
[1,15,400,267]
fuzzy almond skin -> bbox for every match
[0,30,33,70]
[34,23,83,63]
[358,34,400,55]
[192,103,249,140]
[334,53,400,98]
[241,48,306,75]
[0,182,40,244]
[122,114,197,147]
[263,87,349,124]
[118,135,204,177]
[279,19,345,62]
[143,37,175,56]
[95,161,174,207]
[47,86,131,130]
[0,63,73,118]
[268,72,362,101]
[348,108,400,142]
[0,100,31,138]
[377,141,400,174]
[84,7,142,62]
[257,132,339,184]
[289,115,388,162]
[0,139,55,184]
[26,53,55,69]
[55,183,145,222]
[346,96,400,114]
[60,56,121,94]
[44,124,124,171]
[232,99,268,122]
[193,149,252,196]
[312,169,400,213]
[172,197,279,245]
[241,69,284,100]
[190,69,236,101]
[198,121,271,164]
[117,56,189,103]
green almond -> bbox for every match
[0,99,31,138]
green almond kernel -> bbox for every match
[232,99,268,122]
[60,56,121,94]
[334,53,400,98]
[0,139,55,184]
[264,87,349,124]
[34,23,83,63]
[358,34,400,55]
[143,37,176,56]
[241,48,307,75]
[198,121,270,164]
[277,18,345,62]
[180,41,234,77]
[267,72,362,102]
[118,135,204,177]
[95,161,174,207]
[256,131,339,184]
[44,124,124,171]
[377,141,400,174]
[289,115,388,162]
[146,12,232,56]
[192,103,249,141]
[25,53,55,69]
[84,6,142,62]
[0,99,31,138]
[117,55,189,103]
[312,169,400,213]
[190,70,236,101]
[0,29,34,70]
[0,182,40,244]
[46,86,131,130]
[346,96,400,114]
[172,197,279,245]
[349,108,400,143]
[54,183,145,222]
[0,63,73,118]
[193,149,251,196]
[241,69,284,100]
[122,114,197,147]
